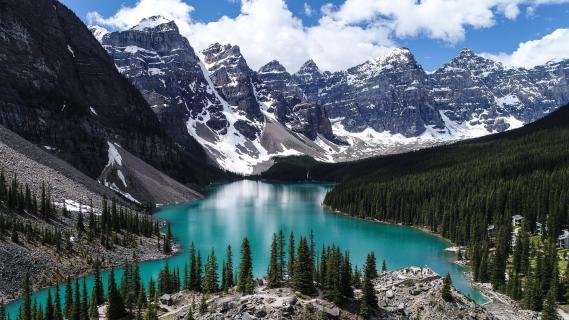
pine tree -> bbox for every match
[478,242,490,282]
[361,255,377,319]
[364,253,377,279]
[278,230,285,281]
[381,259,387,272]
[144,301,158,320]
[542,287,560,320]
[81,279,88,320]
[324,245,342,304]
[492,224,511,290]
[292,236,315,295]
[71,279,80,320]
[21,273,32,320]
[203,248,218,293]
[90,260,104,317]
[0,299,6,320]
[30,299,38,320]
[309,230,315,267]
[287,232,295,280]
[31,298,37,320]
[136,285,146,313]
[64,277,73,320]
[11,224,18,244]
[340,251,353,299]
[442,273,453,302]
[198,295,207,315]
[76,208,84,236]
[163,224,172,254]
[54,285,63,320]
[148,277,156,302]
[237,238,254,294]
[224,245,234,289]
[106,268,127,320]
[45,290,54,320]
[267,233,280,288]
[188,243,199,291]
[353,266,362,289]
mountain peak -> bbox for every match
[364,47,416,68]
[298,59,320,74]
[386,47,413,59]
[131,16,177,32]
[458,48,476,58]
[258,60,287,74]
[88,25,109,43]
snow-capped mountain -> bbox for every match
[92,17,569,174]
[96,18,339,174]
[290,48,569,159]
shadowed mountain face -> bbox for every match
[0,0,227,187]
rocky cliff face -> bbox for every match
[295,48,569,139]
[93,17,569,173]
[101,16,231,151]
[256,60,338,142]
[0,0,226,197]
[96,20,341,174]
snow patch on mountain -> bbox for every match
[186,62,269,174]
[106,141,122,166]
[329,110,524,161]
[67,45,75,57]
[88,25,109,42]
[131,16,172,31]
[100,141,136,201]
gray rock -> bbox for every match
[0,0,217,187]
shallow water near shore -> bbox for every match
[6,180,487,318]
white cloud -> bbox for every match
[481,28,569,68]
[327,0,569,43]
[87,0,195,35]
[303,3,314,16]
[88,0,569,72]
[88,0,393,72]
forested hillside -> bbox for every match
[310,104,569,313]
[322,103,569,245]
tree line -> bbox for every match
[0,167,164,253]
[3,232,391,320]
[323,120,569,318]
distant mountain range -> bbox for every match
[91,16,569,174]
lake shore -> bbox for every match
[321,205,456,246]
[322,204,545,319]
[2,228,173,308]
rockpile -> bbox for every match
[156,267,510,320]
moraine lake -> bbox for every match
[6,180,487,318]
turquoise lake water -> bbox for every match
[6,180,487,318]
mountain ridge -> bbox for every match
[95,20,342,174]
[90,16,569,174]
[0,0,228,203]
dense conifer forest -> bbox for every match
[2,233,384,320]
[321,104,569,311]
[0,167,168,264]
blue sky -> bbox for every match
[62,0,569,72]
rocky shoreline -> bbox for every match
[154,267,503,320]
[450,254,538,320]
